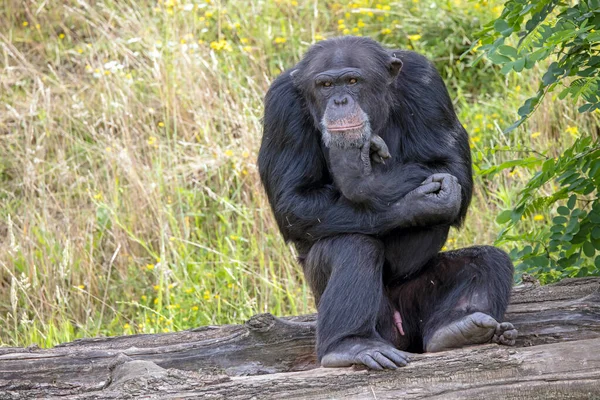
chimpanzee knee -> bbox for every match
[303,234,385,305]
[466,245,514,319]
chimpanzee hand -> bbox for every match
[369,134,391,164]
[398,173,462,226]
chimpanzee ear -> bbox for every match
[388,56,403,80]
[290,69,300,86]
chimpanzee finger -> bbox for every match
[494,334,516,346]
[502,329,518,340]
[422,173,454,185]
[372,352,398,370]
[379,149,391,159]
[498,322,515,332]
[383,348,410,366]
[372,154,385,164]
[358,354,383,370]
[416,181,442,195]
[370,135,390,159]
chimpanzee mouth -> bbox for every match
[327,123,365,132]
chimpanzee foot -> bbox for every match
[321,338,411,370]
[425,312,518,352]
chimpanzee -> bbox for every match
[258,36,517,370]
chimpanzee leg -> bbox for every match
[303,234,410,370]
[390,246,516,353]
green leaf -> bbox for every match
[567,195,577,209]
[583,241,596,257]
[497,210,513,224]
[513,57,526,72]
[488,52,513,64]
[497,45,518,59]
[587,31,600,42]
[494,19,510,34]
[553,216,568,224]
[557,206,570,215]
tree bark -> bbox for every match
[0,277,599,399]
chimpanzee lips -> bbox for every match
[327,122,365,132]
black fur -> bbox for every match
[258,37,513,363]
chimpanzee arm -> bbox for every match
[328,142,471,226]
[259,137,451,242]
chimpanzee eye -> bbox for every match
[323,81,332,87]
[348,78,358,85]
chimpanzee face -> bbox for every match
[314,67,371,148]
[291,37,402,148]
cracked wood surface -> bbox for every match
[0,277,599,399]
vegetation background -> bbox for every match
[0,0,598,347]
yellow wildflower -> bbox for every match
[381,28,392,35]
[225,149,234,157]
[22,21,28,27]
[531,131,542,138]
[192,306,199,311]
[274,37,287,44]
[146,264,155,270]
[59,33,65,39]
[533,214,544,221]
[565,126,579,137]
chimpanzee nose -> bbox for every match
[333,96,349,106]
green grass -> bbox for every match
[0,0,597,347]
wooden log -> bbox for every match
[0,277,599,399]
